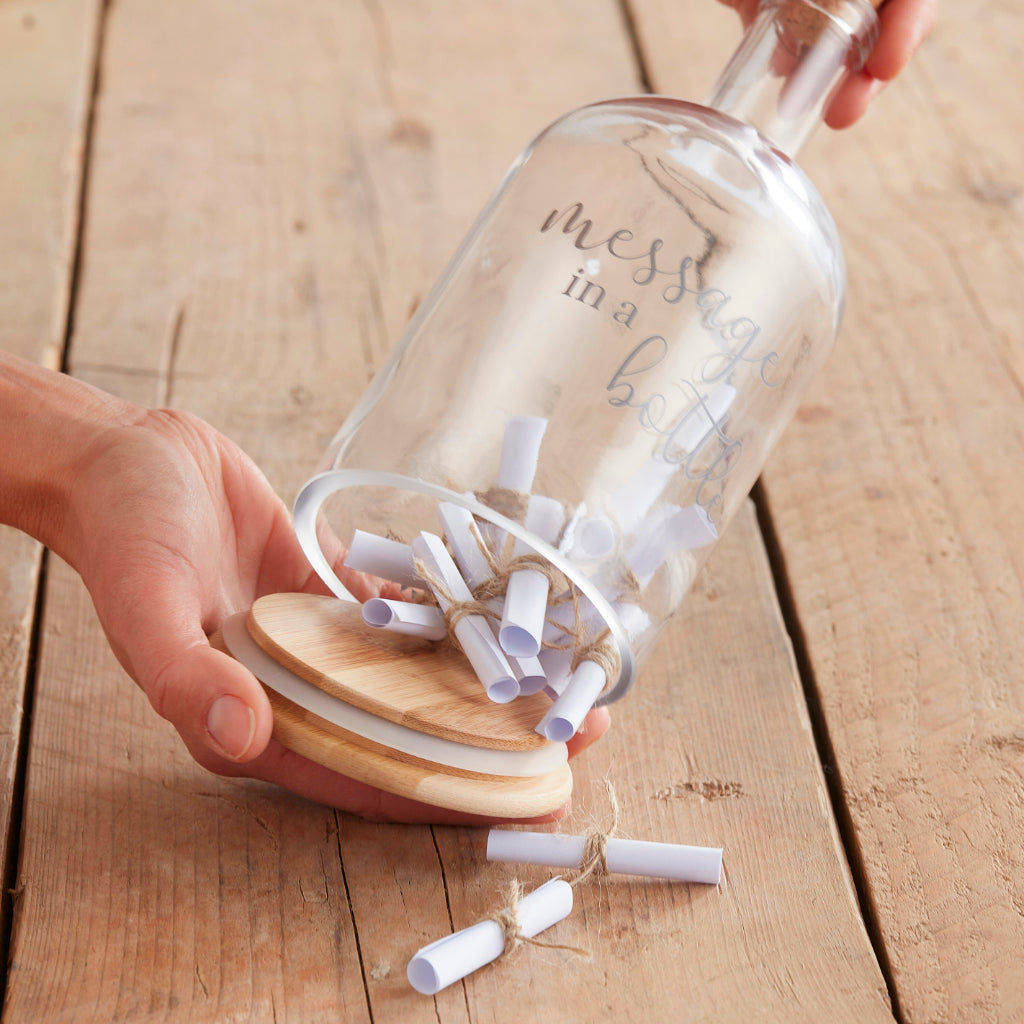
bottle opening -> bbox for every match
[706,0,880,155]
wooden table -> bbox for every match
[1,1,1021,1020]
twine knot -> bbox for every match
[412,526,621,696]
[487,879,589,958]
[570,779,621,886]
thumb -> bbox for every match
[135,629,276,767]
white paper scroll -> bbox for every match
[411,531,519,703]
[567,514,617,561]
[626,503,717,586]
[361,598,448,641]
[343,529,420,590]
[508,654,548,697]
[608,458,678,536]
[497,416,548,492]
[406,878,574,995]
[437,501,494,590]
[482,416,549,555]
[486,831,723,885]
[535,659,607,742]
[499,495,564,659]
[436,502,550,696]
[606,382,735,536]
[538,646,574,699]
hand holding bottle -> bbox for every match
[0,352,610,824]
[718,0,936,127]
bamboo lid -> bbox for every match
[247,593,551,752]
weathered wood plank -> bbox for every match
[8,0,891,1019]
[632,0,1024,1019]
[6,562,371,1022]
[0,0,101,974]
[4,1,393,1019]
[424,502,893,1023]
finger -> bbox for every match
[867,0,936,82]
[825,69,885,129]
[566,706,611,759]
[142,636,277,764]
[714,0,760,27]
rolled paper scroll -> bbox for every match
[436,502,549,695]
[508,654,548,697]
[437,501,494,589]
[607,382,736,535]
[411,531,520,703]
[361,598,448,641]
[482,415,549,553]
[539,597,650,701]
[497,415,548,492]
[486,831,723,885]
[626,503,718,586]
[608,458,678,536]
[541,595,604,645]
[538,646,574,699]
[343,529,420,590]
[568,514,617,561]
[535,659,607,742]
[406,878,574,995]
[558,504,616,562]
[499,495,565,659]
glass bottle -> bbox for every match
[294,0,880,702]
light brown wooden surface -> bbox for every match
[0,0,102,970]
[631,0,1024,1019]
[0,0,1018,1021]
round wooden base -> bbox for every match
[218,593,573,818]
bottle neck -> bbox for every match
[704,0,879,157]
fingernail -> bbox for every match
[207,695,257,760]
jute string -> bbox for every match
[412,522,621,682]
[487,879,591,958]
[486,780,622,959]
[568,778,621,887]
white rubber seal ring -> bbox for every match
[222,612,567,778]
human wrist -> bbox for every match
[0,351,139,562]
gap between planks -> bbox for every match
[751,478,904,1023]
[0,0,109,1008]
[335,808,377,1024]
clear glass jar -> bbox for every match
[295,0,880,703]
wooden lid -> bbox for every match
[247,593,550,752]
[264,686,573,818]
[210,621,572,818]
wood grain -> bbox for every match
[0,0,102,972]
[631,0,1024,1019]
[212,623,572,818]
[263,687,573,820]
[249,593,550,750]
[2,0,907,1019]
[427,504,895,1023]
